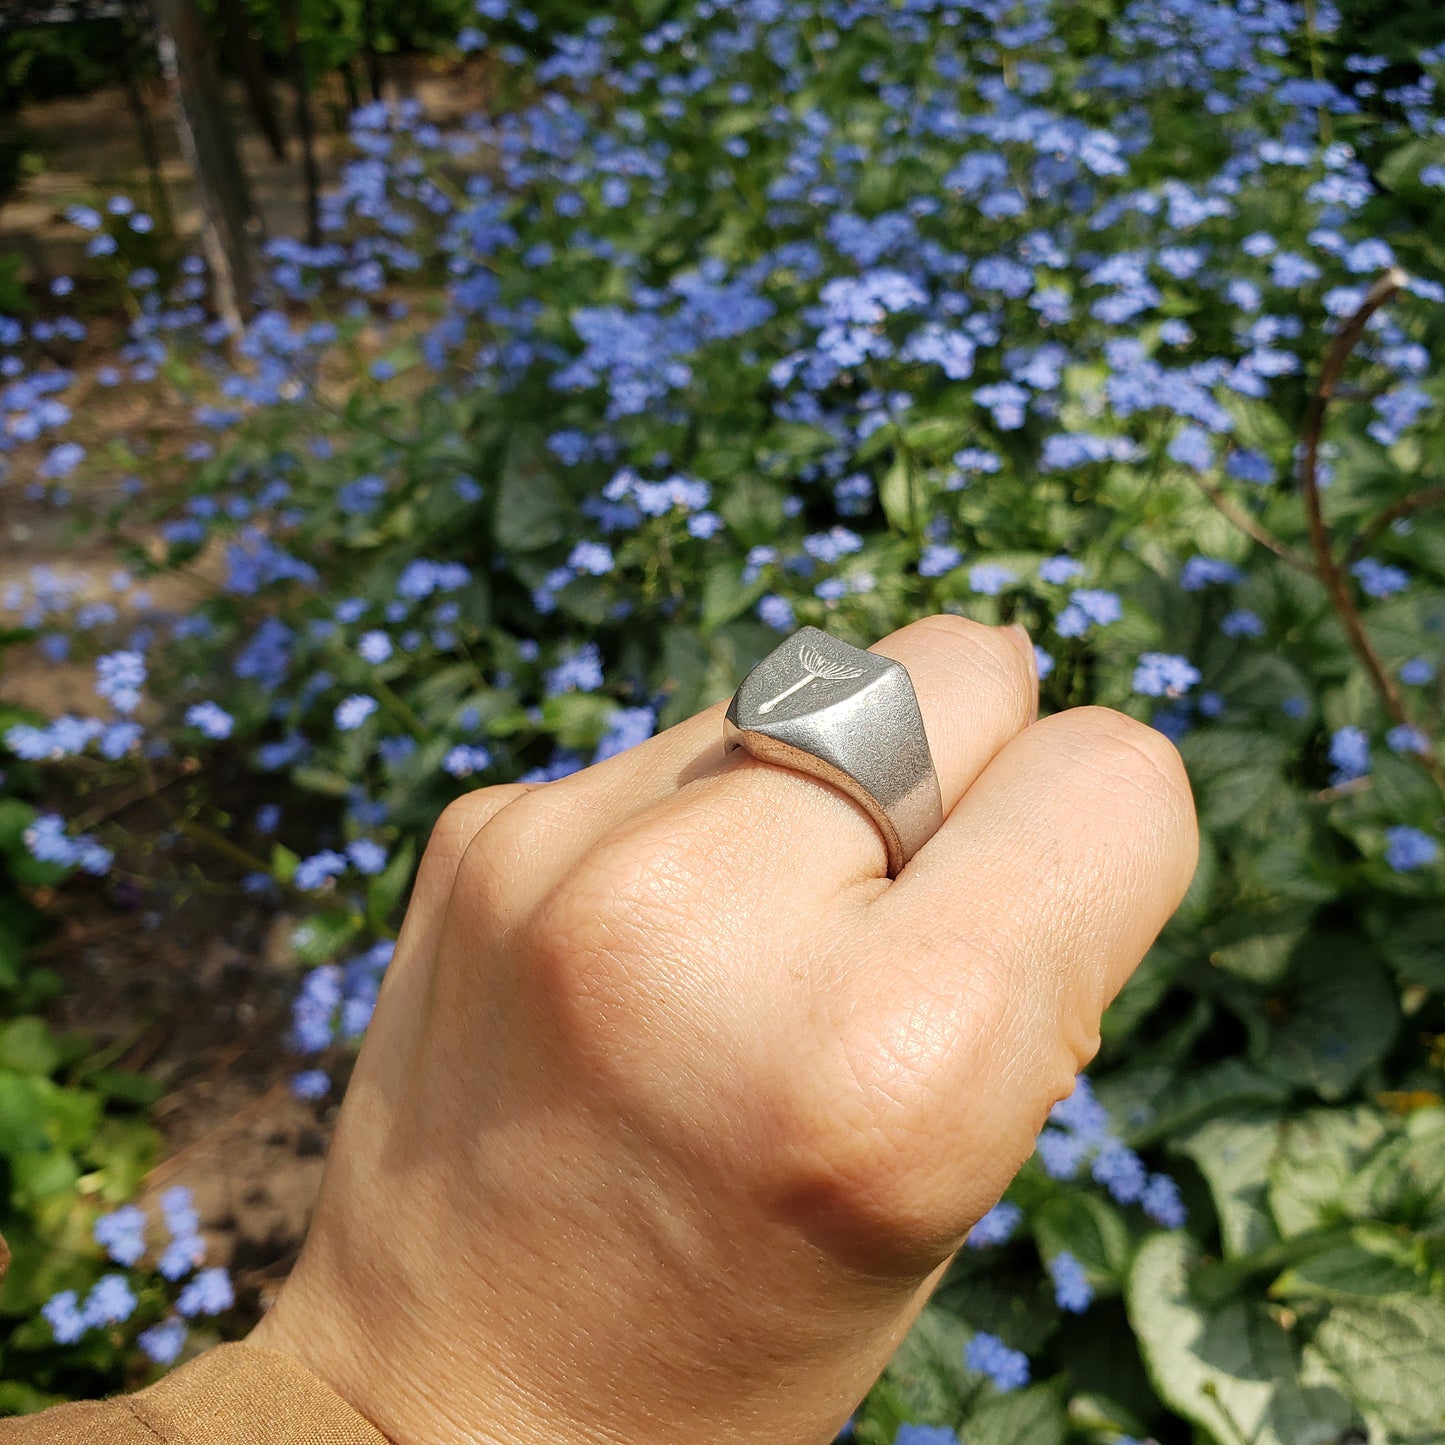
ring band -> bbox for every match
[722,626,944,877]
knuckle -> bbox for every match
[1063,706,1196,817]
[909,614,1034,721]
[427,786,529,860]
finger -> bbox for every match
[562,617,1039,926]
[817,708,1198,1256]
[389,784,537,975]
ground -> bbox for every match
[0,57,488,1324]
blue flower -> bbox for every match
[82,1273,138,1327]
[1221,609,1265,638]
[966,1201,1022,1248]
[1049,1251,1094,1313]
[1328,726,1370,784]
[1142,1173,1187,1227]
[1167,426,1214,472]
[335,695,379,731]
[42,1290,87,1344]
[358,630,393,664]
[1036,1126,1087,1179]
[965,1332,1030,1392]
[1400,657,1436,686]
[544,641,604,694]
[94,1204,148,1266]
[292,1068,330,1100]
[1133,653,1201,698]
[919,544,961,578]
[1384,826,1438,873]
[346,839,388,875]
[185,701,235,740]
[177,1267,234,1318]
[138,1317,188,1365]
[1351,558,1409,598]
[1092,1140,1148,1203]
[1038,554,1083,585]
[1386,725,1430,756]
[1180,556,1244,591]
[443,744,493,777]
[295,849,349,890]
[569,540,615,575]
[595,705,656,761]
[970,563,1016,595]
[758,594,795,631]
[96,650,147,715]
[895,1429,957,1445]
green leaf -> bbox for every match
[1306,1296,1445,1441]
[1175,1112,1284,1259]
[270,842,301,885]
[84,1067,163,1108]
[0,796,38,858]
[700,562,764,631]
[1207,907,1313,986]
[1128,1231,1355,1445]
[1268,1107,1391,1239]
[1265,940,1399,1102]
[0,1381,66,1416]
[1339,1107,1445,1231]
[540,691,613,749]
[1176,729,1291,832]
[1108,1057,1292,1149]
[878,454,920,535]
[880,1304,977,1423]
[1365,904,1445,992]
[290,767,354,799]
[1032,1192,1133,1288]
[290,910,362,967]
[365,839,417,931]
[494,426,569,552]
[1271,1225,1427,1303]
[960,1383,1065,1445]
[0,1016,62,1077]
[715,473,786,546]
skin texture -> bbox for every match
[249,614,1199,1445]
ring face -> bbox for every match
[723,626,944,877]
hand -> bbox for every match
[248,615,1198,1445]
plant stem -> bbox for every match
[1190,466,1314,575]
[174,817,274,876]
[374,679,427,735]
[1345,483,1445,563]
[1297,267,1445,794]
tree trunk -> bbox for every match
[119,14,174,237]
[360,0,383,101]
[150,0,268,334]
[214,0,288,161]
[285,0,321,247]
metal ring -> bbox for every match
[722,626,944,878]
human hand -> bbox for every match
[248,615,1198,1445]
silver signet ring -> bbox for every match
[722,625,945,878]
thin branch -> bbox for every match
[1345,483,1445,563]
[1190,468,1315,575]
[1298,267,1445,794]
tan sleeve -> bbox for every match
[0,1230,391,1445]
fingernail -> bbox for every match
[1003,623,1039,723]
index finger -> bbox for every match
[820,707,1198,1256]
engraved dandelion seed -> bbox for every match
[758,640,864,714]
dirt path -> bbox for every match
[0,57,486,1322]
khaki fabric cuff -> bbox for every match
[0,1344,393,1445]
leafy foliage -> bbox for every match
[3,0,1445,1437]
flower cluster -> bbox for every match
[40,1187,233,1365]
[3,0,1443,1432]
